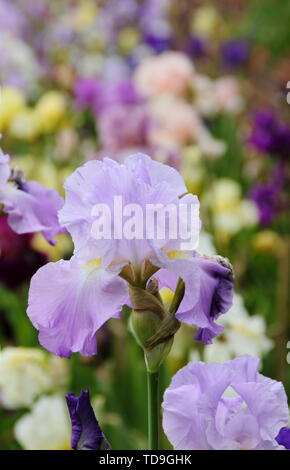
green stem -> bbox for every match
[147,370,160,450]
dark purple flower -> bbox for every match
[248,110,290,158]
[250,164,286,225]
[221,39,250,69]
[186,36,207,58]
[66,390,111,450]
[0,215,46,289]
[143,32,173,54]
[276,427,290,449]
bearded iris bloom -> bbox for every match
[27,153,233,358]
[0,149,64,244]
[162,355,289,450]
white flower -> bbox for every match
[0,347,68,409]
[202,294,273,363]
[14,395,71,450]
[0,32,41,95]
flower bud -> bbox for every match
[129,281,175,373]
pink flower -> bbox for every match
[214,76,244,114]
[134,52,194,98]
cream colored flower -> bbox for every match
[9,108,39,141]
[0,347,68,409]
[202,294,273,363]
[14,395,71,450]
[205,179,257,240]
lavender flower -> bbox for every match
[0,150,64,244]
[27,154,233,357]
[74,77,103,112]
[74,78,142,115]
[0,0,26,36]
[98,104,151,152]
[66,390,111,450]
[162,356,289,450]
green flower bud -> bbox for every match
[129,279,175,373]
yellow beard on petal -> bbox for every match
[167,250,191,260]
[85,258,102,274]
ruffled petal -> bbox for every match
[124,153,187,196]
[156,254,234,343]
[0,180,64,244]
[59,155,199,266]
[27,257,128,357]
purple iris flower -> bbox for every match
[186,36,207,58]
[276,428,290,450]
[221,39,250,69]
[66,390,111,450]
[250,164,286,225]
[248,110,290,158]
[0,150,64,244]
[74,78,142,115]
[74,77,104,112]
[143,32,173,54]
[98,104,151,152]
[0,0,26,36]
[27,154,233,357]
[162,355,289,450]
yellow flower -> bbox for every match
[181,145,204,194]
[9,108,39,141]
[205,179,257,243]
[35,91,67,133]
[118,27,140,53]
[72,1,98,31]
[253,230,283,256]
[0,86,25,130]
[191,5,226,39]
